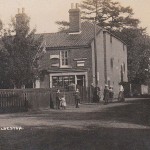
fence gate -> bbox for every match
[0,91,28,113]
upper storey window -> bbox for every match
[60,50,69,67]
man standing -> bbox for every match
[103,85,109,104]
[56,89,61,109]
[90,83,95,102]
[109,86,114,102]
[75,89,80,108]
[118,85,125,102]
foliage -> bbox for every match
[55,21,69,32]
[114,28,150,84]
[56,0,150,84]
[0,19,3,37]
[81,0,139,31]
[1,12,43,88]
[56,0,140,32]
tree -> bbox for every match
[0,19,2,29]
[81,0,139,30]
[0,19,12,89]
[0,45,11,88]
[56,0,140,32]
[56,0,150,85]
[2,9,43,88]
[114,28,150,84]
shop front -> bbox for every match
[49,72,88,102]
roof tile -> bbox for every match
[41,21,102,48]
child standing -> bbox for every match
[60,95,67,109]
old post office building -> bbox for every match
[36,4,128,100]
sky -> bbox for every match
[0,0,150,34]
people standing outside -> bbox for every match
[97,86,101,102]
[60,95,67,109]
[50,94,54,109]
[75,88,80,108]
[118,84,125,102]
[56,89,61,109]
[103,85,109,105]
[109,86,114,103]
[90,83,95,102]
[93,86,101,102]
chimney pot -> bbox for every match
[71,3,74,9]
[18,8,20,14]
[76,3,79,8]
[22,8,25,13]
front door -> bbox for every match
[76,75,86,102]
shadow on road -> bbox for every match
[0,126,150,150]
[1,99,150,150]
[6,98,150,127]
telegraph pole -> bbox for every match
[94,0,98,87]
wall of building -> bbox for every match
[91,30,105,92]
[39,47,92,69]
[104,32,128,97]
[38,33,128,99]
[91,30,128,98]
[38,47,93,89]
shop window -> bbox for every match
[60,51,69,67]
[52,75,75,91]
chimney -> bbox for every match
[69,3,81,33]
[22,8,25,13]
[18,8,20,14]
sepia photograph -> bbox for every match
[0,0,150,149]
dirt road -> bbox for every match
[0,98,150,150]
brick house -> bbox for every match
[36,4,128,101]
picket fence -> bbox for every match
[0,90,27,113]
[0,89,79,113]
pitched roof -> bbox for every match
[40,21,103,48]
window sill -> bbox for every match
[60,66,72,69]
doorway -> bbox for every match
[76,75,86,102]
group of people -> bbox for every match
[91,84,114,104]
[56,89,67,109]
[103,84,125,104]
[54,84,125,109]
[103,85,114,104]
[55,88,81,109]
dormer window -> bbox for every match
[60,50,69,67]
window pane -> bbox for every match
[52,77,58,87]
[58,76,63,87]
[52,75,75,91]
[65,59,68,65]
[62,59,65,65]
[69,76,75,84]
[65,51,68,57]
[61,51,69,66]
